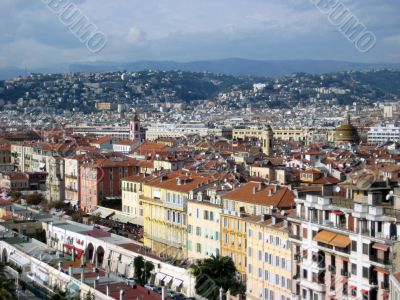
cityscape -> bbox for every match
[0,1,400,300]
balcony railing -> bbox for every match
[65,174,78,179]
[65,186,78,192]
[370,254,390,266]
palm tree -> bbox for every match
[190,255,245,300]
[0,264,17,300]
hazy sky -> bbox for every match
[1,0,399,68]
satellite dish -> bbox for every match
[390,190,394,195]
[334,186,341,193]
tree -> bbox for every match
[0,264,17,300]
[10,191,22,201]
[71,210,86,222]
[143,261,155,283]
[25,193,45,205]
[133,256,144,282]
[88,213,102,224]
[46,200,67,210]
[50,287,69,300]
[190,255,245,300]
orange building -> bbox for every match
[80,157,140,212]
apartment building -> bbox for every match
[246,211,294,300]
[221,182,295,280]
[121,173,154,224]
[141,171,216,259]
[80,157,140,212]
[288,190,400,300]
[368,126,400,145]
[64,155,83,207]
[187,192,222,261]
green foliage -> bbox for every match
[0,263,17,300]
[46,200,67,210]
[6,262,22,274]
[133,256,154,283]
[10,191,22,201]
[133,256,144,282]
[190,255,245,300]
[70,210,86,222]
[25,192,45,205]
[143,261,155,283]
[88,213,102,224]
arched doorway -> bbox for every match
[1,248,8,264]
[97,246,105,265]
[87,243,94,261]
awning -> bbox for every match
[374,267,390,275]
[91,207,114,219]
[163,275,173,285]
[341,257,349,262]
[349,285,357,290]
[9,253,30,267]
[172,278,183,288]
[331,210,344,215]
[313,230,337,244]
[340,279,347,284]
[156,273,166,281]
[372,243,389,252]
[330,234,351,248]
[110,213,132,224]
[360,289,369,294]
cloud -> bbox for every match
[0,0,399,68]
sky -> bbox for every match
[1,0,399,69]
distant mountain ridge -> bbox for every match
[68,58,400,77]
[1,58,400,80]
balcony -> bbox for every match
[340,269,349,277]
[289,232,301,240]
[381,281,389,290]
[370,254,390,266]
[65,174,78,179]
[65,186,78,192]
[328,265,336,274]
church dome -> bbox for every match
[335,113,359,143]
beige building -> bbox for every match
[187,192,222,261]
[246,211,293,300]
[141,171,216,259]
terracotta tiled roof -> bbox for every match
[222,182,295,208]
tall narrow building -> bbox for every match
[129,112,141,141]
[262,125,274,156]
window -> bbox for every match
[196,243,202,253]
[351,263,357,275]
[351,240,357,252]
[258,268,262,279]
[362,267,369,278]
[248,264,252,274]
[196,227,201,236]
[188,225,192,234]
[362,243,369,255]
[248,229,253,237]
[258,231,263,240]
[248,247,253,257]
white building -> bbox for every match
[368,125,400,145]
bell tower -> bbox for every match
[129,111,140,141]
[261,124,273,156]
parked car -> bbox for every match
[126,278,136,286]
[144,283,156,291]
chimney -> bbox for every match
[68,266,72,276]
[106,285,110,296]
[119,289,124,300]
[269,190,272,196]
[253,187,256,194]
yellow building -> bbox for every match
[233,126,315,144]
[187,194,222,262]
[121,174,154,225]
[221,182,295,281]
[141,171,216,259]
[245,211,294,300]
